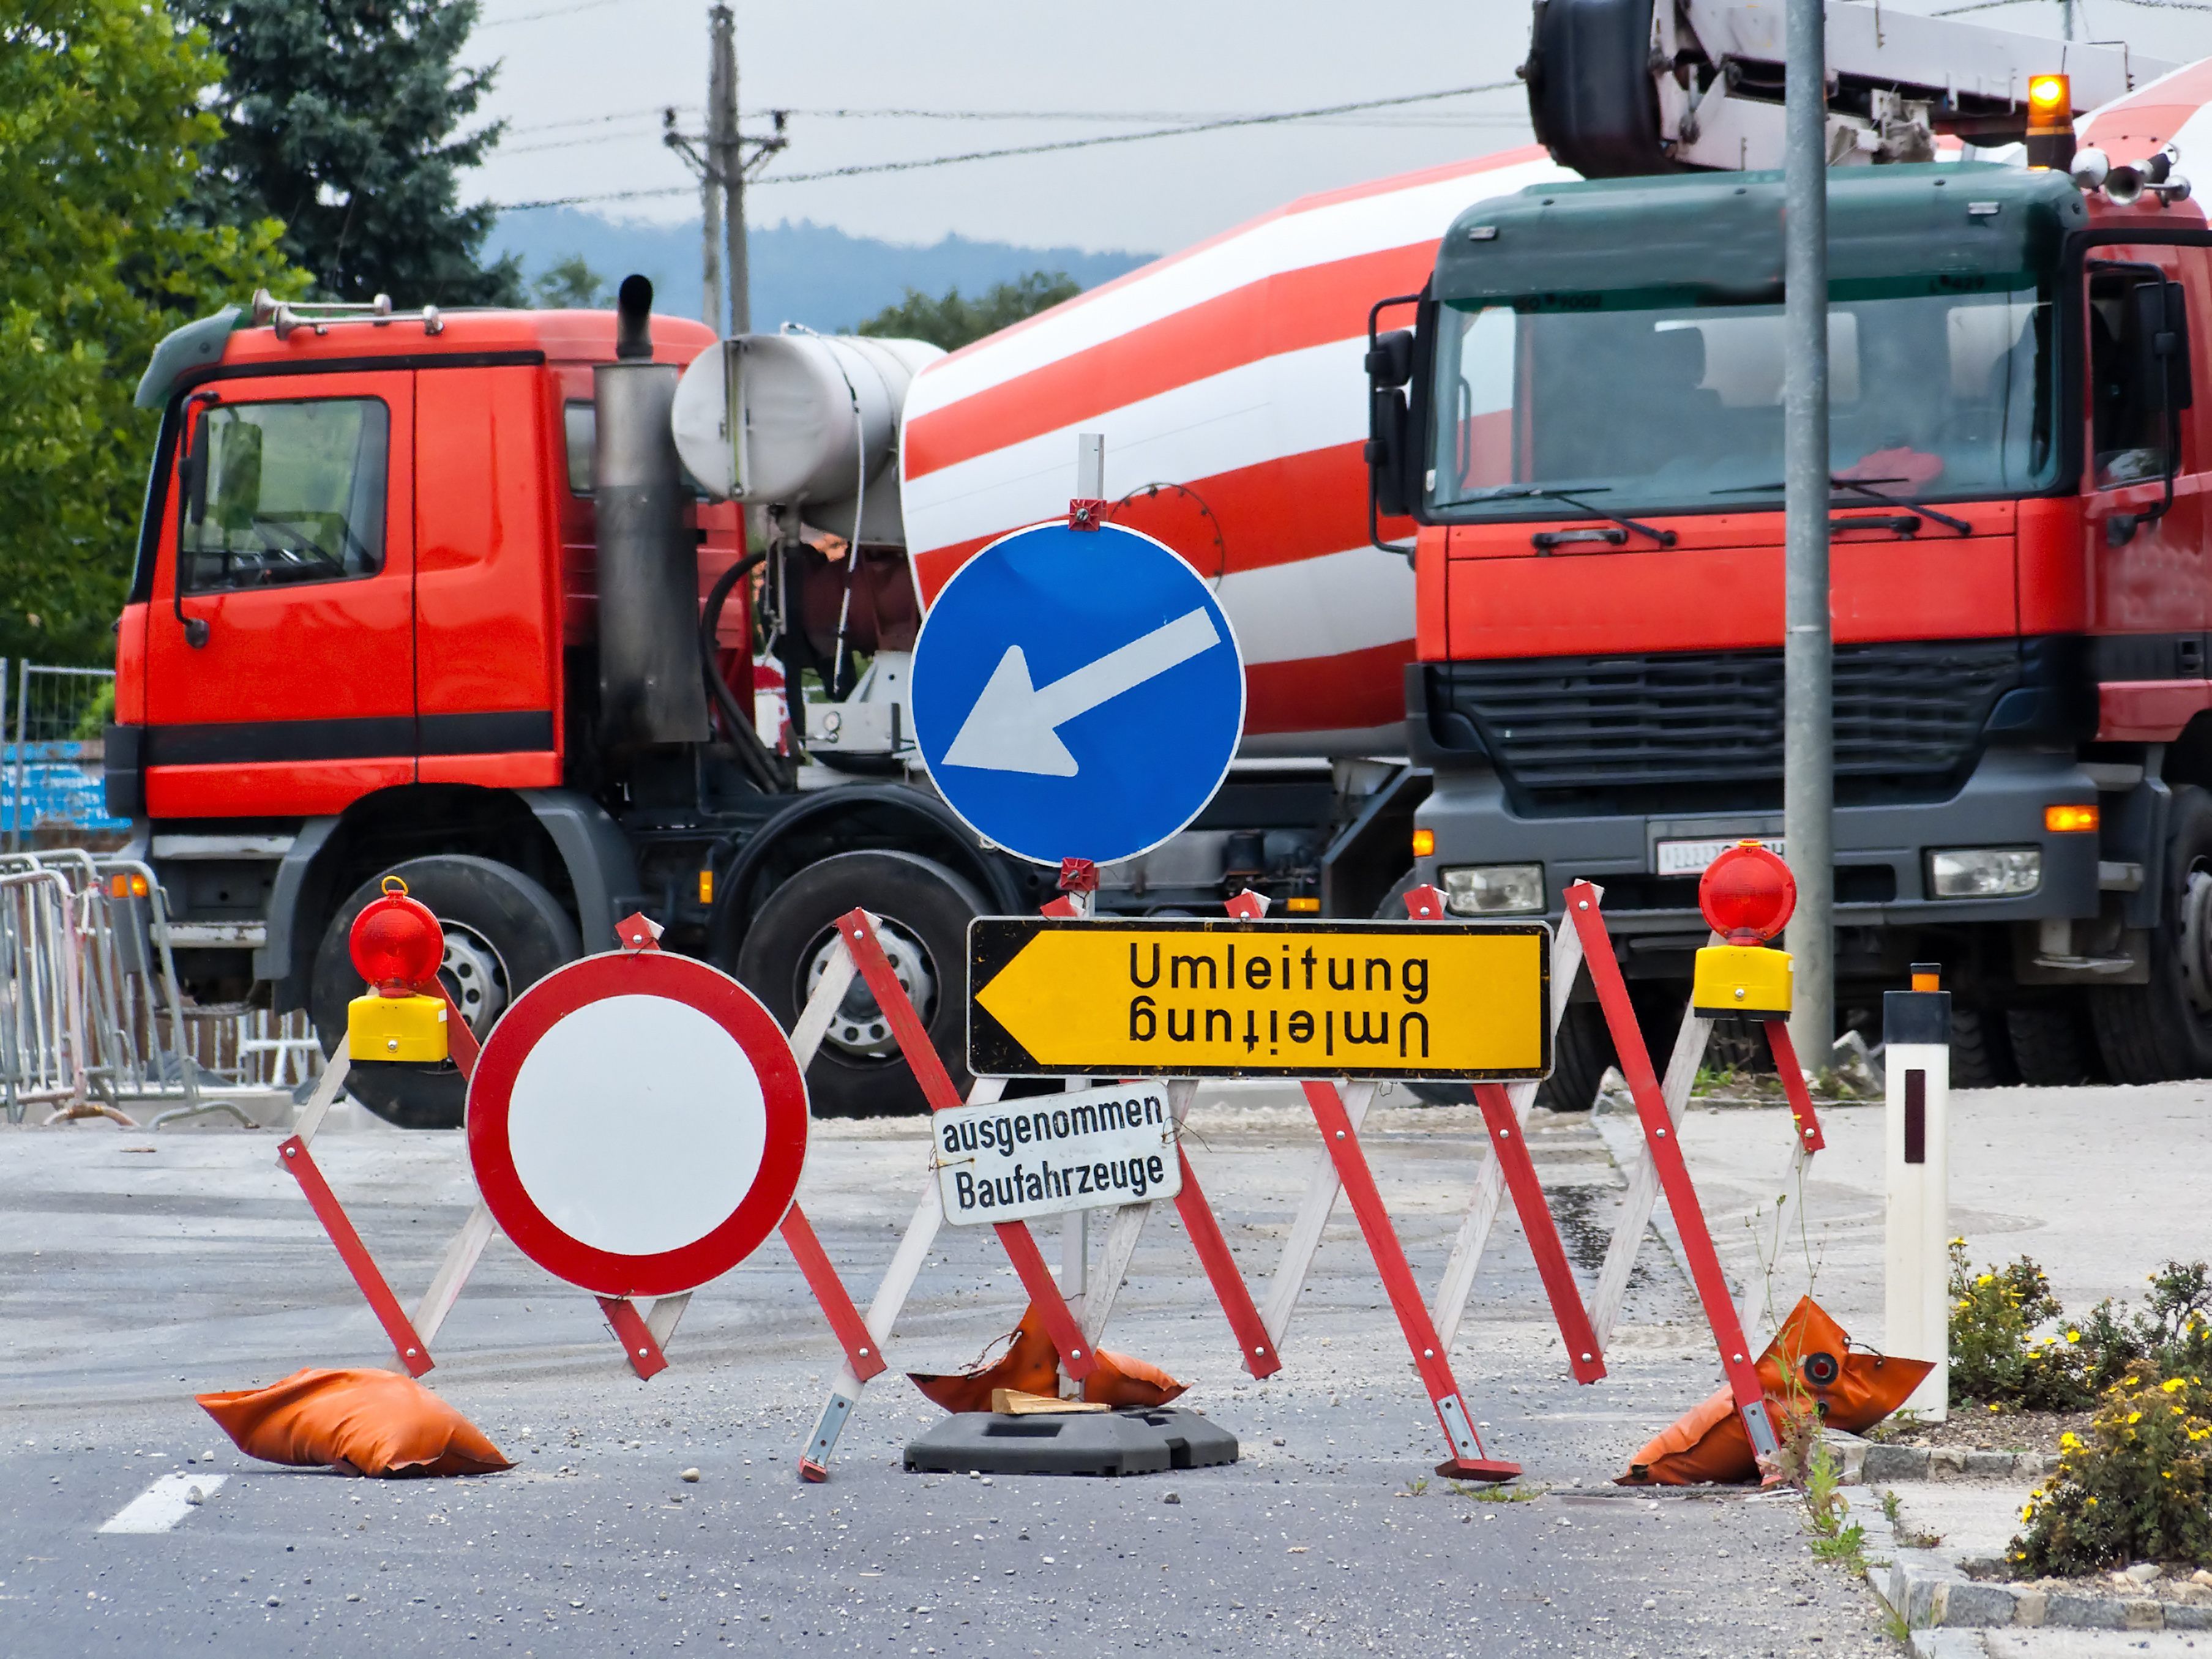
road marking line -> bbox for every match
[99,1472,226,1534]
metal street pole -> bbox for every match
[711,2,750,334]
[1782,0,1834,1071]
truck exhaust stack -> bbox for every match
[595,274,710,748]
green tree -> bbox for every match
[531,255,608,310]
[859,270,1080,352]
[0,1,304,668]
[174,0,521,306]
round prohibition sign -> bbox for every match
[466,950,809,1299]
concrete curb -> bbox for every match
[1843,1477,2211,1644]
[1823,1430,2061,1485]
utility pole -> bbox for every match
[700,9,729,329]
[711,4,749,334]
[665,4,787,336]
[1782,0,1834,1072]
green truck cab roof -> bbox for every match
[134,307,245,411]
[1435,163,2090,307]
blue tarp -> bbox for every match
[0,743,128,833]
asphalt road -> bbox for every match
[1,1089,1896,1658]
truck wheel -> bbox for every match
[2005,1001,2099,1087]
[310,856,582,1130]
[733,850,984,1117]
[2091,785,2212,1083]
[1948,1009,2017,1089]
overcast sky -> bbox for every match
[466,0,2212,256]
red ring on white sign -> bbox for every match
[466,951,808,1298]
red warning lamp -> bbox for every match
[1698,841,1797,946]
[349,876,444,997]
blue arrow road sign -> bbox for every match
[910,519,1244,867]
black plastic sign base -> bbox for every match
[903,1407,1238,1477]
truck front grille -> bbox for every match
[1425,639,2023,813]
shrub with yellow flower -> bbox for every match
[2009,1364,2212,1576]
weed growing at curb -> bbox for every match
[1448,1481,1541,1502]
[1799,1440,1871,1575]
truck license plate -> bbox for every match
[1654,837,1785,877]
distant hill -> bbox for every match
[487,211,1154,333]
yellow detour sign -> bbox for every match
[967,917,1550,1080]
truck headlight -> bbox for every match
[1439,864,1545,915]
[1928,848,2042,898]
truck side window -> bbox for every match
[179,398,389,592]
[2088,268,2189,488]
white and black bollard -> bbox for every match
[1884,963,1951,1419]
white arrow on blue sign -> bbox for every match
[910,519,1244,868]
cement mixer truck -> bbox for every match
[108,0,2188,1123]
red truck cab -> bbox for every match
[1373,162,2212,1094]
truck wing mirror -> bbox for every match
[1365,329,1414,389]
[181,398,215,527]
[1364,304,1425,553]
[174,392,220,646]
[2131,279,2193,414]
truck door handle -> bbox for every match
[1530,528,1627,551]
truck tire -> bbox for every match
[733,849,984,1117]
[2005,1001,2099,1087]
[1948,1008,2017,1089]
[2091,785,2212,1083]
[310,856,582,1131]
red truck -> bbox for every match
[111,280,1400,1128]
[1363,15,2212,1097]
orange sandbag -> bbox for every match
[1617,1296,1933,1485]
[1083,1348,1187,1408]
[909,1305,1059,1413]
[908,1303,1187,1411]
[197,1368,511,1478]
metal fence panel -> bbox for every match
[6,663,126,851]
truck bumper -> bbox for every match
[1414,747,2102,938]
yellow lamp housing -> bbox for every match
[348,991,450,1062]
[1692,941,1794,1020]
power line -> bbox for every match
[478,0,626,27]
[499,108,1528,157]
[496,80,1525,209]
[504,92,1524,142]
[506,105,693,138]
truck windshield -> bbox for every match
[1429,279,2057,520]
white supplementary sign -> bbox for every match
[932,1082,1183,1226]
[1656,837,1787,878]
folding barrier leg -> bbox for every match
[1067,1080,1281,1382]
[1471,1083,1605,1384]
[1430,901,1586,1354]
[279,1131,433,1378]
[1733,1020,1828,1344]
[1564,885,1780,1463]
[796,1061,1015,1481]
[598,1296,668,1380]
[1588,1004,1714,1349]
[1259,1081,1377,1348]
[1300,1080,1519,1481]
[835,909,1093,1379]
